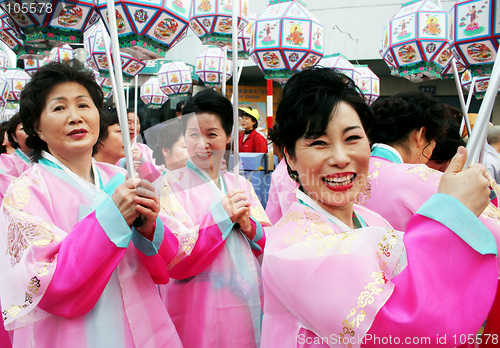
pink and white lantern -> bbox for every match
[141,76,168,109]
[84,23,146,82]
[249,0,324,82]
[189,0,249,46]
[0,0,99,46]
[461,69,499,99]
[23,56,51,75]
[354,64,380,105]
[380,0,451,82]
[320,53,361,85]
[96,0,192,60]
[449,0,500,77]
[195,45,232,87]
[4,68,29,102]
[158,61,192,95]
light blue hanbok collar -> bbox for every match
[296,190,367,231]
[14,149,30,165]
[186,158,228,197]
[371,143,403,164]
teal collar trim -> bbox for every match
[371,143,403,164]
[15,149,30,164]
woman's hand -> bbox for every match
[112,178,159,240]
[132,147,143,170]
[221,189,254,239]
[438,146,490,216]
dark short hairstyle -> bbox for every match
[368,91,447,147]
[6,112,21,149]
[93,105,120,155]
[181,88,233,136]
[20,60,106,162]
[273,66,373,159]
[429,108,465,162]
[152,118,184,165]
[176,100,185,113]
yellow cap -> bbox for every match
[239,107,259,121]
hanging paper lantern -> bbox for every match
[449,0,500,77]
[0,48,10,70]
[440,58,466,79]
[96,75,113,92]
[0,70,9,108]
[380,0,451,82]
[461,69,499,99]
[0,10,42,58]
[195,45,232,87]
[190,0,248,46]
[84,23,146,82]
[249,0,324,82]
[158,60,192,95]
[228,18,253,59]
[50,44,73,62]
[2,102,18,121]
[95,0,191,60]
[141,76,168,109]
[320,53,361,85]
[0,0,99,46]
[354,65,380,105]
[5,68,29,101]
[23,56,51,75]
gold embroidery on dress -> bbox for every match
[482,204,500,225]
[406,165,436,181]
[339,272,386,347]
[2,275,41,322]
[354,180,371,206]
[249,186,271,226]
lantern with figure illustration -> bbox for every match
[190,0,248,46]
[0,0,99,46]
[23,57,51,75]
[195,45,232,87]
[461,69,499,99]
[380,0,452,82]
[4,68,29,102]
[95,0,191,60]
[449,0,499,77]
[320,53,361,85]
[249,0,324,82]
[158,61,192,95]
[354,65,380,105]
[0,70,9,108]
[84,23,146,81]
[228,19,253,59]
[141,76,168,109]
[50,44,74,62]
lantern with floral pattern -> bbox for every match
[84,23,146,82]
[95,0,191,60]
[158,60,192,95]
[354,64,380,105]
[189,0,248,46]
[249,0,324,82]
[4,68,29,101]
[23,56,51,75]
[461,69,499,99]
[0,10,41,58]
[380,0,452,82]
[227,18,253,59]
[195,45,232,87]
[320,53,361,85]
[0,0,99,47]
[448,0,500,77]
[141,76,168,109]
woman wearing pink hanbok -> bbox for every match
[0,61,183,348]
[261,67,498,347]
[157,89,271,348]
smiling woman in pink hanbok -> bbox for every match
[156,89,271,348]
[0,61,183,348]
[261,67,498,348]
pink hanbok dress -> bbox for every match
[156,159,271,348]
[262,189,498,347]
[265,158,299,224]
[0,149,30,177]
[0,151,182,348]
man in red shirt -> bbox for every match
[238,107,268,153]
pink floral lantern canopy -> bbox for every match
[380,0,451,83]
[195,45,232,87]
[320,53,361,85]
[158,60,192,96]
[0,0,99,47]
[461,69,499,99]
[4,68,29,102]
[249,0,324,83]
[95,0,192,60]
[141,76,168,109]
[189,0,249,46]
[449,0,500,77]
[354,65,380,105]
[84,23,146,82]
